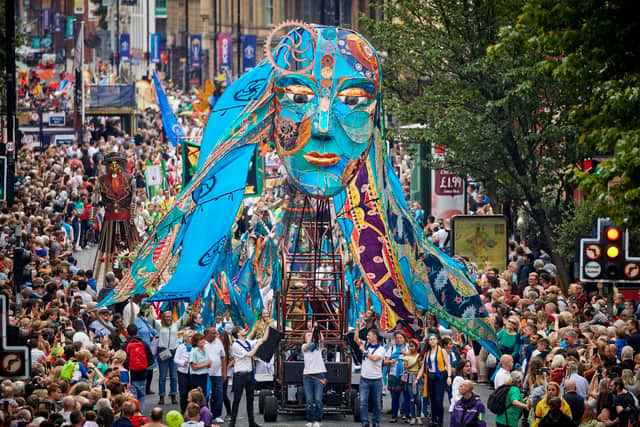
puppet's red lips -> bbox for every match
[303,152,340,166]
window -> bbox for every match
[265,0,273,25]
[341,0,352,25]
[248,0,254,24]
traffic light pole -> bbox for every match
[5,0,17,205]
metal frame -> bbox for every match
[268,191,354,417]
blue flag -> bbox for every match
[152,70,184,147]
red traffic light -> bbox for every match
[606,227,621,241]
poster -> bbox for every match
[430,144,465,220]
[451,215,508,272]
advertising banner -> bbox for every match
[150,33,161,63]
[218,34,232,70]
[42,9,50,31]
[242,35,256,72]
[41,36,53,51]
[189,34,202,69]
[66,17,76,39]
[119,33,130,62]
[155,0,167,16]
[53,10,62,32]
[430,144,465,220]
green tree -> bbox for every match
[361,0,586,285]
[511,0,640,231]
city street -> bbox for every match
[139,377,497,426]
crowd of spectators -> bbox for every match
[4,75,640,427]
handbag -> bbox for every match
[159,348,172,361]
[158,327,172,361]
[487,353,497,368]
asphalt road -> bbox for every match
[75,248,498,426]
[138,376,497,426]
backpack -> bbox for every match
[127,338,149,371]
[487,384,512,415]
[60,360,77,380]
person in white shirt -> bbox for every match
[123,300,140,327]
[354,319,386,427]
[204,327,227,423]
[493,354,513,389]
[149,310,183,405]
[173,329,195,413]
[302,324,327,427]
[228,325,269,427]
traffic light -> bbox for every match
[579,218,640,283]
[0,156,6,202]
[603,225,623,279]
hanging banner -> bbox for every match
[66,17,76,39]
[41,36,53,51]
[31,38,41,50]
[53,10,62,32]
[150,33,161,64]
[189,34,202,69]
[242,35,256,72]
[430,144,465,220]
[218,34,232,70]
[74,0,84,14]
[42,9,50,31]
[119,33,130,62]
[155,0,167,16]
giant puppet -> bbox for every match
[95,22,499,356]
[93,152,139,279]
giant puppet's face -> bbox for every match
[270,25,380,198]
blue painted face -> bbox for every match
[271,26,381,197]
